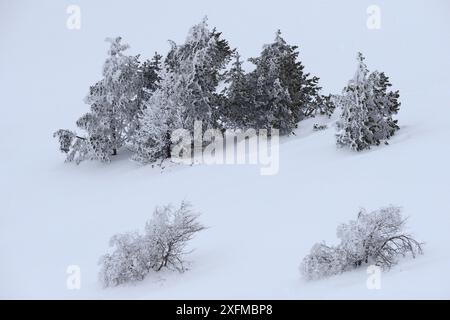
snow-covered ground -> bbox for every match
[1,0,450,299]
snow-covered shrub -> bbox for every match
[99,201,205,287]
[338,206,423,268]
[313,124,328,131]
[300,242,349,280]
[99,232,149,287]
[300,206,423,280]
[145,202,206,272]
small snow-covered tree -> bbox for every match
[132,17,233,163]
[164,16,232,131]
[55,37,159,163]
[247,30,329,135]
[131,66,183,164]
[99,201,205,287]
[300,206,423,280]
[246,31,294,134]
[335,52,372,151]
[82,37,144,155]
[336,53,400,151]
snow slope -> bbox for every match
[1,0,450,299]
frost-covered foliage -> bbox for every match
[53,129,111,164]
[99,201,205,287]
[336,53,400,151]
[131,17,233,163]
[300,206,423,280]
[55,37,161,163]
[368,71,401,140]
[140,52,163,100]
[312,94,335,118]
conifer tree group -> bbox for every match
[55,18,400,164]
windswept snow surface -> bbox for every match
[1,0,450,299]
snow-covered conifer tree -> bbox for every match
[83,37,144,155]
[336,52,372,151]
[164,17,232,130]
[247,30,328,135]
[55,37,156,163]
[132,17,232,163]
[336,53,400,151]
[131,66,184,163]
